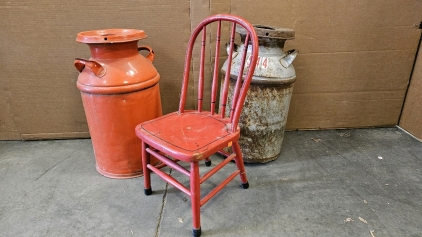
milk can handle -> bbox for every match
[74,58,106,78]
[279,49,298,68]
[138,45,155,63]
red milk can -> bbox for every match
[74,29,162,179]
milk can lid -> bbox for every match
[76,29,147,43]
[236,25,295,40]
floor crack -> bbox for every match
[34,154,72,181]
[155,169,172,237]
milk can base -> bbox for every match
[243,153,280,164]
[96,165,144,179]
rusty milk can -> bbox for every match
[222,25,297,163]
[74,29,162,178]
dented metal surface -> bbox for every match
[222,25,297,163]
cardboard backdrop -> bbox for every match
[400,36,422,139]
[1,0,421,140]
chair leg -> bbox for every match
[204,157,211,167]
[142,141,152,195]
[190,162,201,237]
[232,141,249,189]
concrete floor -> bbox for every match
[1,127,421,237]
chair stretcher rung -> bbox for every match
[146,148,190,177]
[147,164,191,197]
[217,149,230,157]
[200,170,240,206]
[200,153,236,184]
[154,162,167,170]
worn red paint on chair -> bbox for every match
[135,14,259,237]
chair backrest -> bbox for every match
[178,14,259,133]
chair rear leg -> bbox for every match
[232,141,249,189]
[204,157,211,167]
[190,162,202,237]
[142,141,152,195]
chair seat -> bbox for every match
[135,111,240,162]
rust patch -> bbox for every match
[225,81,294,163]
[193,152,204,161]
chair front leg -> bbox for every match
[232,141,249,189]
[142,141,152,195]
[190,162,202,237]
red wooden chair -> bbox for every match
[135,14,259,237]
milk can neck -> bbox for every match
[88,41,139,59]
